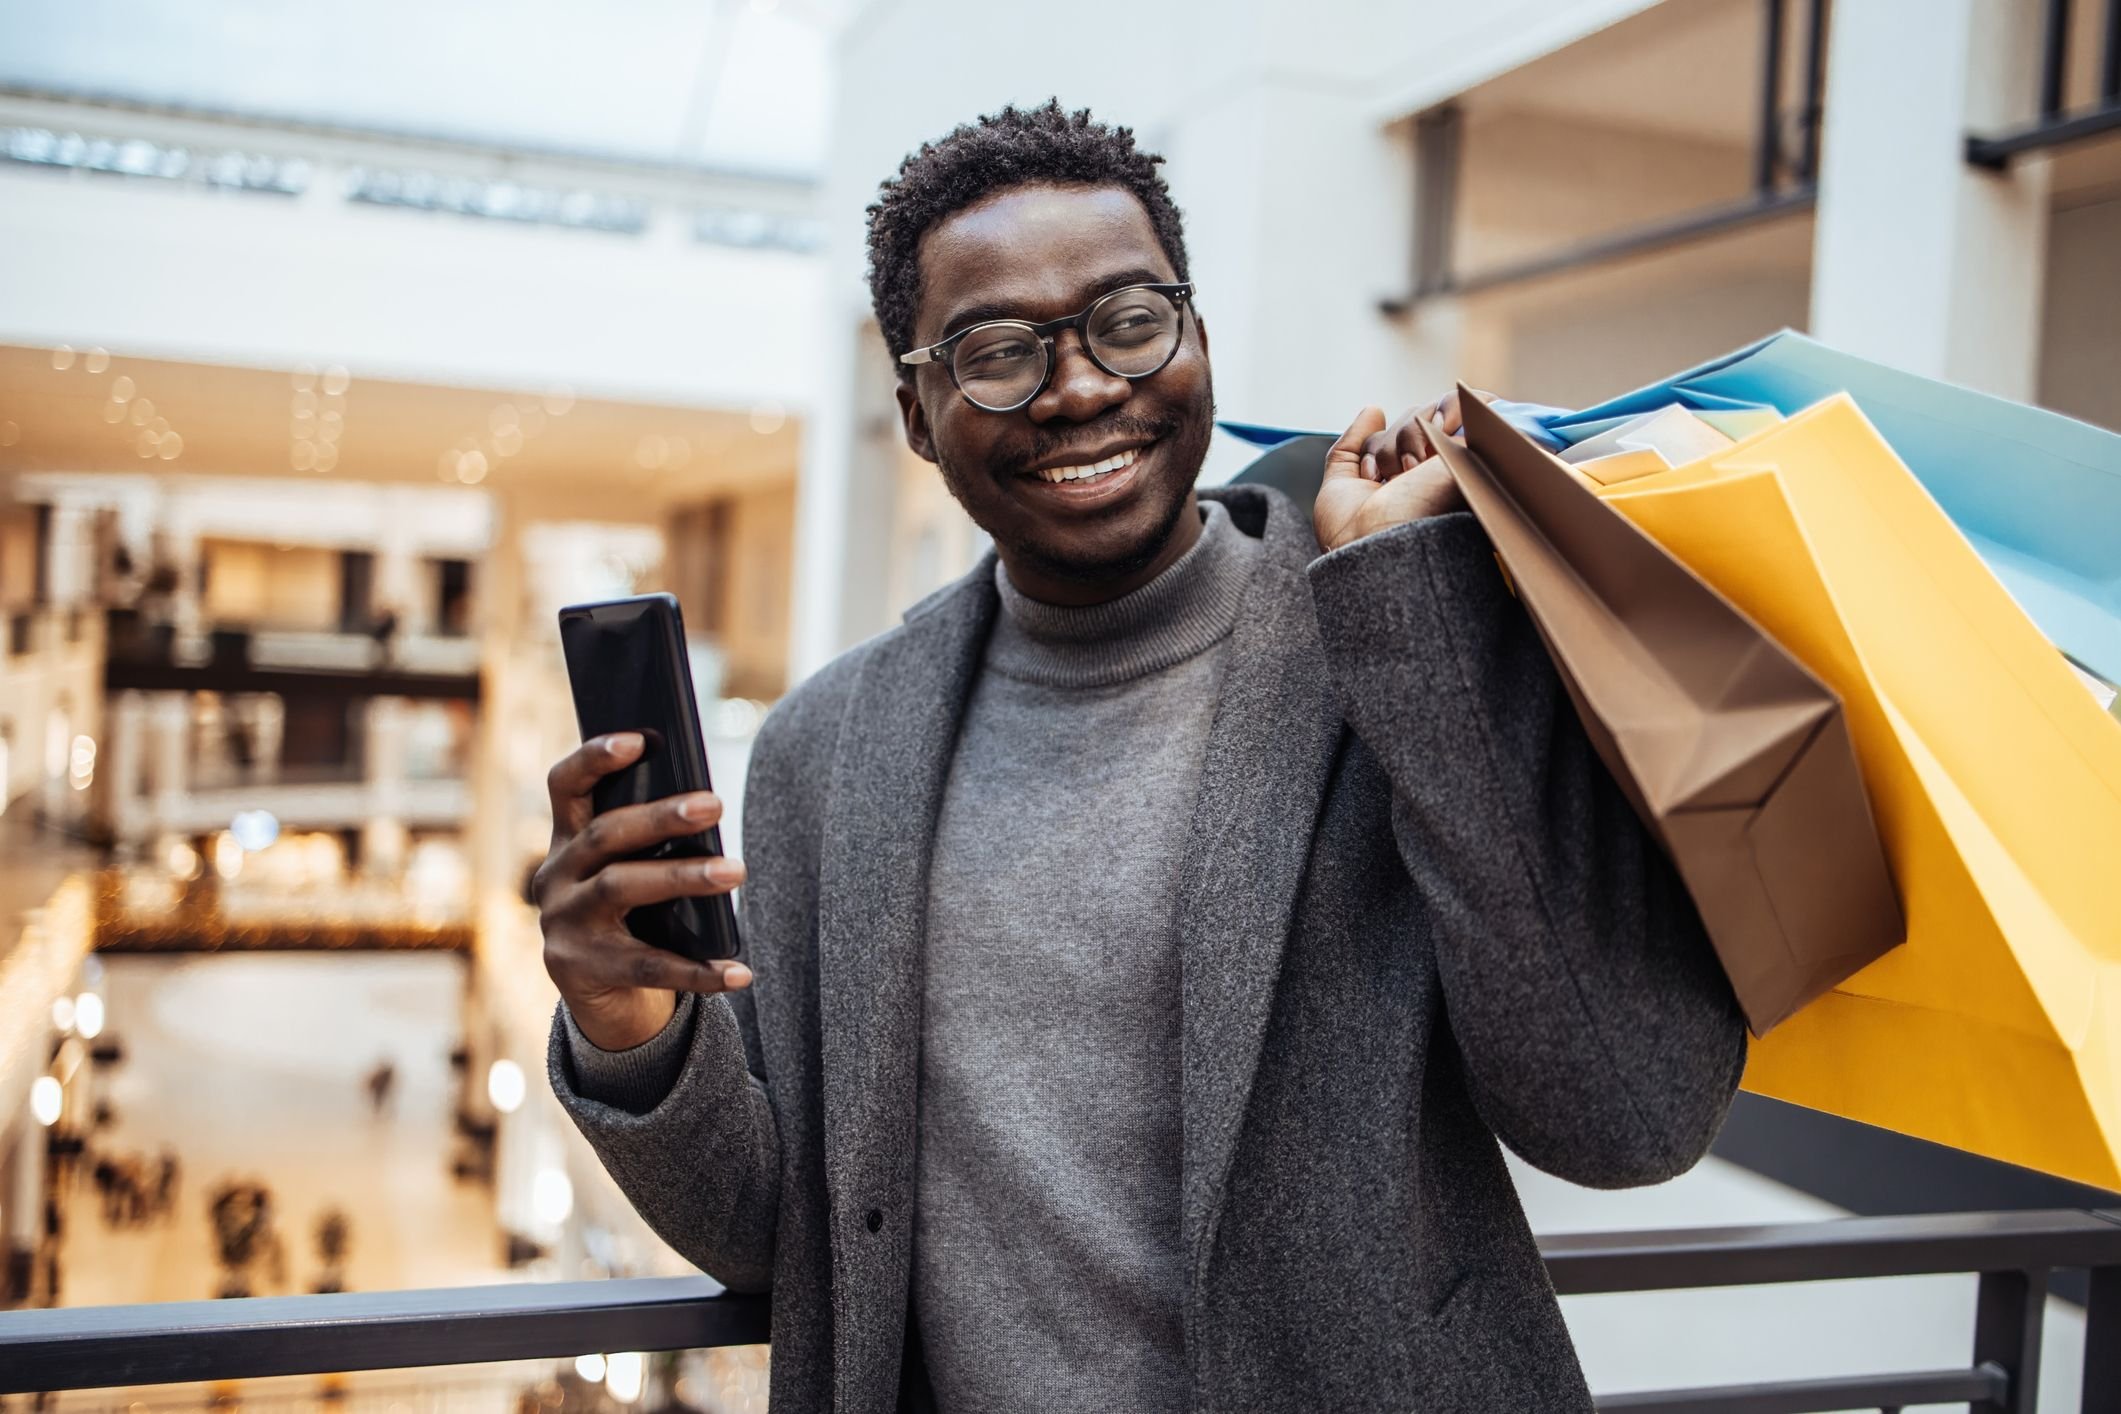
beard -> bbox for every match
[935,379,1217,587]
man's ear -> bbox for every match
[1193,309,1210,361]
[895,380,939,465]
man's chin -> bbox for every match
[1006,491,1196,588]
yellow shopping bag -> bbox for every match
[1596,395,2121,1188]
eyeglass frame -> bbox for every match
[898,282,1197,413]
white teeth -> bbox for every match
[1037,448,1141,483]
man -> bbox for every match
[536,102,1745,1412]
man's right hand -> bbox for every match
[534,732,753,1053]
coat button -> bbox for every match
[865,1208,884,1233]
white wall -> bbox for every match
[0,98,825,412]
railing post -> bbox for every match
[2087,1261,2121,1411]
[1972,1268,2046,1413]
[1754,0,1789,192]
[2042,0,2074,119]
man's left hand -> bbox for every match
[1313,389,1493,553]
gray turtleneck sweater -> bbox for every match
[565,502,1261,1412]
[913,501,1259,1411]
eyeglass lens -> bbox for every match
[951,287,1183,411]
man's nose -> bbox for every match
[1027,330,1129,424]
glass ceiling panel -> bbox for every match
[0,0,832,178]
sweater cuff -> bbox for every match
[558,992,700,1115]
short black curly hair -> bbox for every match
[866,101,1191,379]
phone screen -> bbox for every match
[557,593,742,962]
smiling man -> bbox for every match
[536,103,1746,1413]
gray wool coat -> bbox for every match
[548,485,1748,1413]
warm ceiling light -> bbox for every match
[291,441,316,471]
[0,421,18,447]
[30,1076,63,1127]
[130,399,154,425]
[101,402,126,424]
[542,386,574,416]
[291,365,316,391]
[110,375,135,402]
[51,345,75,371]
[314,444,338,472]
[604,1353,644,1404]
[85,347,110,373]
[457,450,488,484]
[158,434,183,460]
[749,401,787,435]
[532,1167,573,1224]
[322,364,351,395]
[486,1058,526,1114]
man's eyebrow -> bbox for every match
[935,267,1172,341]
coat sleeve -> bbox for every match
[1307,511,1747,1189]
[540,664,853,1293]
[547,982,780,1289]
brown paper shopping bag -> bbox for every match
[1427,390,1904,1034]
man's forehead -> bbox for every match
[916,184,1173,335]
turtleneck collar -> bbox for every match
[985,500,1262,689]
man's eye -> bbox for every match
[1095,310,1162,341]
[964,342,1034,368]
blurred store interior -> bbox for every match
[1,0,2117,1410]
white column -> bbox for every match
[373,509,421,635]
[7,1122,44,1254]
[164,526,205,655]
[361,696,409,878]
[147,691,190,835]
[1809,0,2051,399]
[788,312,904,680]
[106,691,146,846]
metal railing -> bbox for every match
[1967,0,2121,167]
[3,1211,2118,1412]
[1387,0,1827,309]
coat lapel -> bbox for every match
[814,559,995,1396]
[1178,489,1345,1279]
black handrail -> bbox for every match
[3,1211,2118,1412]
[1966,0,2121,166]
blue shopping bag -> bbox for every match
[1531,332,2121,686]
[1226,336,2121,684]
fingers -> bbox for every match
[551,931,754,998]
[1365,408,1438,481]
[1435,390,1465,437]
[580,854,746,915]
[546,734,644,839]
[554,792,723,883]
[1324,407,1388,484]
[1435,387,1500,437]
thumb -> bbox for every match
[1323,407,1388,483]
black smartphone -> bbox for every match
[556,592,741,962]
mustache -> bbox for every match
[991,412,1182,477]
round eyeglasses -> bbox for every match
[899,282,1195,413]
